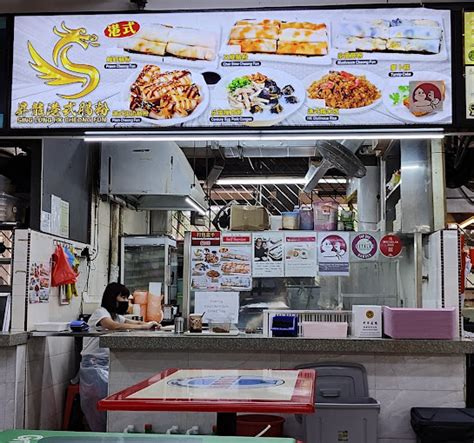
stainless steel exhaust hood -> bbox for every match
[99,141,208,212]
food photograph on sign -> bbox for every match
[11,7,452,129]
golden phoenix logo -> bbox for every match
[28,22,100,100]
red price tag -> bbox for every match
[379,235,402,258]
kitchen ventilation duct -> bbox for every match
[99,141,208,212]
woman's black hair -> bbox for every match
[101,282,130,318]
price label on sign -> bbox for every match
[379,235,402,258]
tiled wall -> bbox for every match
[25,337,78,430]
[108,350,466,442]
[15,203,149,431]
[0,345,26,430]
[84,198,149,313]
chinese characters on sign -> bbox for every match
[11,8,452,129]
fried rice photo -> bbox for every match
[307,70,381,109]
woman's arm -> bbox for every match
[124,318,146,325]
[99,317,158,330]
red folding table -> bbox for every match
[99,368,316,436]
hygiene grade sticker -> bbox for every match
[379,234,403,258]
[351,233,378,260]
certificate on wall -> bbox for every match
[318,231,350,276]
[252,232,284,278]
[284,232,317,277]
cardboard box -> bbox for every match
[352,305,382,338]
[230,206,269,231]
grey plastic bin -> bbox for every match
[296,363,380,443]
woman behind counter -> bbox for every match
[80,282,159,431]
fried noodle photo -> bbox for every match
[307,70,381,109]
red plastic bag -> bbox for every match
[51,245,77,287]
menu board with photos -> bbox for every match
[465,12,474,119]
[190,231,252,292]
[190,232,222,291]
[11,7,452,129]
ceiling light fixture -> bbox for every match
[459,216,474,229]
[215,177,346,185]
[83,129,444,143]
[185,197,207,215]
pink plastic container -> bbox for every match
[302,321,348,338]
[383,307,457,340]
[313,202,337,231]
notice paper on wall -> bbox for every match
[252,232,284,278]
[59,200,70,238]
[318,231,350,276]
[50,195,62,236]
[284,232,317,277]
[194,291,239,323]
[40,211,51,233]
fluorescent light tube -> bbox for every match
[459,216,474,229]
[185,197,206,215]
[215,177,346,185]
[83,130,444,143]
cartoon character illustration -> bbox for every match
[320,235,347,260]
[28,22,100,100]
[411,82,443,115]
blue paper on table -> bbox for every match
[70,320,89,332]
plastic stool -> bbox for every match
[62,383,80,430]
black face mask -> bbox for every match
[116,301,129,315]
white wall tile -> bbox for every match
[376,389,464,439]
[378,440,416,443]
[192,352,280,370]
[14,345,26,384]
[27,338,48,362]
[109,351,189,389]
[375,355,465,391]
[280,352,376,392]
[15,381,25,429]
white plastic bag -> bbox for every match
[79,356,109,431]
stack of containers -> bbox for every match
[298,205,314,230]
[132,290,148,320]
[313,202,338,231]
[383,307,457,339]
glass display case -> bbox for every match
[120,235,177,304]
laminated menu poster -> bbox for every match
[28,261,51,304]
[190,232,222,291]
[219,233,252,291]
[318,231,350,276]
[284,232,317,277]
[252,232,284,278]
[11,7,451,129]
[465,12,474,119]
